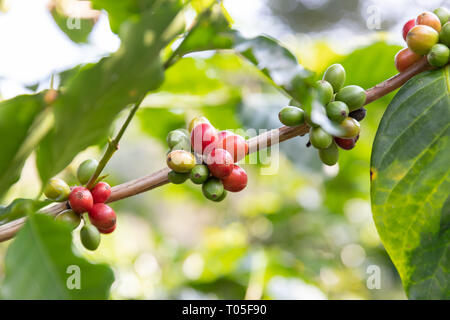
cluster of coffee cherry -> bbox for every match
[43,159,115,251]
[278,64,365,166]
[396,7,450,72]
[165,117,248,202]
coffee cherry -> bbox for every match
[221,165,248,192]
[416,11,442,32]
[304,111,319,128]
[91,182,111,203]
[166,150,196,173]
[326,101,349,123]
[191,122,218,155]
[98,224,116,234]
[55,210,81,229]
[337,117,360,139]
[427,43,450,67]
[323,64,346,93]
[218,131,249,162]
[439,22,450,47]
[206,148,234,179]
[319,142,339,166]
[335,85,366,112]
[69,186,93,214]
[88,203,116,231]
[334,136,358,150]
[167,129,190,149]
[434,7,450,26]
[212,190,227,202]
[310,127,332,149]
[171,140,192,152]
[395,48,422,72]
[188,116,210,133]
[80,224,101,251]
[403,19,416,41]
[189,164,210,184]
[77,159,98,185]
[349,107,367,122]
[202,178,225,201]
[44,178,70,201]
[278,106,305,127]
[315,80,334,105]
[406,25,439,55]
[168,170,189,184]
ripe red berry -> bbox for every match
[218,131,249,162]
[334,136,358,150]
[403,19,415,41]
[68,186,93,213]
[221,165,248,192]
[88,203,116,231]
[98,223,116,234]
[91,182,111,203]
[191,123,218,155]
[206,148,234,178]
[395,48,422,72]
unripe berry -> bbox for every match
[167,129,190,149]
[221,165,248,192]
[91,182,111,203]
[406,25,439,55]
[166,150,196,173]
[190,164,210,184]
[88,203,116,231]
[80,224,101,251]
[416,11,442,32]
[171,140,192,152]
[206,148,234,179]
[218,131,249,162]
[77,159,98,185]
[337,117,360,139]
[168,171,189,184]
[439,22,450,48]
[349,107,367,122]
[334,136,358,150]
[212,190,227,202]
[188,116,210,133]
[315,80,334,105]
[44,177,70,201]
[326,101,349,123]
[310,127,332,149]
[191,122,218,155]
[68,186,93,214]
[427,43,450,67]
[395,48,422,72]
[335,85,366,111]
[55,210,81,229]
[202,178,224,201]
[323,64,346,93]
[319,142,339,166]
[402,19,416,41]
[278,106,305,127]
[434,7,450,26]
[304,111,319,128]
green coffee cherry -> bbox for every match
[337,117,361,138]
[335,85,366,112]
[190,164,210,184]
[166,150,196,173]
[168,171,189,184]
[427,43,450,67]
[77,159,98,185]
[167,129,190,149]
[323,64,346,93]
[55,210,81,229]
[310,127,333,149]
[171,140,191,152]
[80,224,101,251]
[326,101,349,123]
[434,7,450,26]
[319,142,339,166]
[202,178,224,201]
[439,22,450,48]
[315,80,334,105]
[212,190,227,202]
[44,178,71,201]
[278,107,305,127]
[407,25,439,55]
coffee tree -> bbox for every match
[0,1,448,299]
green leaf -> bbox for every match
[36,0,185,184]
[371,66,450,299]
[0,199,48,225]
[1,214,114,299]
[50,6,96,43]
[0,93,47,199]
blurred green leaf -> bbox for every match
[1,214,114,299]
[0,199,48,225]
[50,6,96,43]
[371,67,450,299]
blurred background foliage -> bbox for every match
[0,0,446,299]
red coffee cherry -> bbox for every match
[98,223,116,234]
[395,48,422,72]
[402,19,416,40]
[218,131,249,162]
[68,186,93,214]
[334,136,358,150]
[88,203,116,231]
[190,123,218,155]
[206,148,234,179]
[221,165,248,192]
[91,182,111,203]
